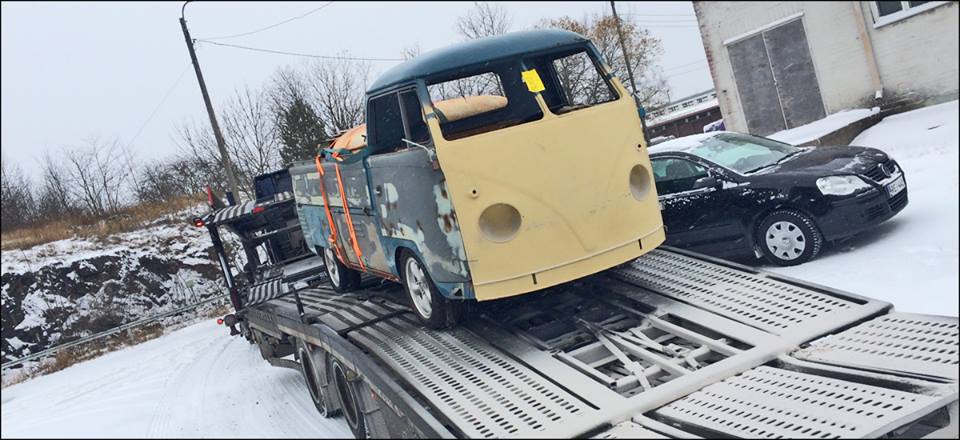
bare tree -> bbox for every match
[539,14,670,108]
[177,86,283,198]
[304,57,370,136]
[456,2,511,40]
[60,137,135,217]
[35,152,77,220]
[1,154,36,231]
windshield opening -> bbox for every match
[426,61,543,141]
[526,47,619,115]
[686,133,801,173]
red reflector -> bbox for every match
[217,318,224,325]
[193,218,205,228]
[252,206,265,214]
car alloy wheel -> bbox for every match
[404,257,433,320]
[323,247,340,288]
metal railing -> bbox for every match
[1,294,229,371]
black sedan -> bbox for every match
[649,132,908,266]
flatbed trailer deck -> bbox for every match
[235,246,959,439]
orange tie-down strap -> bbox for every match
[332,160,366,272]
[314,155,349,266]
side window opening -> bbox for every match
[426,63,543,141]
[529,48,619,115]
[399,90,430,145]
[368,93,405,152]
[652,158,709,195]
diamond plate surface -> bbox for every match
[655,366,941,438]
[794,312,959,381]
[611,249,856,333]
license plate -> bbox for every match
[886,176,906,197]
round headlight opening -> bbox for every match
[478,203,522,242]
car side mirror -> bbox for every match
[692,176,720,190]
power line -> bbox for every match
[127,63,193,148]
[199,2,335,41]
[196,39,405,62]
[663,59,708,72]
[622,12,695,17]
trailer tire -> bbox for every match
[297,339,335,418]
[331,359,368,438]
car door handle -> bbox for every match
[374,185,382,196]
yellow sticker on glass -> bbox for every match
[521,69,545,93]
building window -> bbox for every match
[872,1,949,27]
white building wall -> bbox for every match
[862,2,960,104]
[694,1,958,133]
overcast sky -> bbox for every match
[1,1,712,178]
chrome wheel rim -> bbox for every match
[765,221,806,261]
[404,258,432,319]
[324,248,340,287]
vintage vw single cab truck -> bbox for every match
[290,29,665,328]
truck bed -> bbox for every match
[239,247,958,439]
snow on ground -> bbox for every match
[768,107,879,145]
[766,100,959,316]
[1,102,956,438]
[0,320,351,438]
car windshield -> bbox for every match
[686,133,801,174]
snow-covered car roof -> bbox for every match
[647,131,732,154]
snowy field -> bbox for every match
[1,102,957,438]
[1,320,352,438]
[766,100,959,317]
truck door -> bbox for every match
[321,153,391,274]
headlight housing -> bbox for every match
[816,175,872,196]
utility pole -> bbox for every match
[609,1,650,142]
[180,1,241,204]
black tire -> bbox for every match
[756,209,823,266]
[297,339,332,418]
[321,246,360,293]
[398,249,464,329]
[332,360,367,439]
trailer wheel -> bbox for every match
[399,249,463,329]
[297,339,333,417]
[323,247,361,292]
[332,360,368,438]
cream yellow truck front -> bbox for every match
[420,31,665,300]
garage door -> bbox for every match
[728,18,825,135]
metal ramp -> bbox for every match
[653,365,949,438]
[793,312,959,382]
[609,249,866,334]
[350,318,597,438]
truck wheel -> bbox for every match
[399,250,463,329]
[297,339,333,417]
[323,247,360,292]
[757,209,823,266]
[332,360,368,438]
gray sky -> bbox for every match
[1,1,712,178]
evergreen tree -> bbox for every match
[277,94,326,164]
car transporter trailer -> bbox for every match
[194,188,958,439]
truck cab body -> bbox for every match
[291,29,665,327]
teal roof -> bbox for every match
[367,29,589,94]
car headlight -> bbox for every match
[816,175,872,196]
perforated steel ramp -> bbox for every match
[654,366,945,438]
[794,312,959,381]
[350,317,595,438]
[610,249,863,334]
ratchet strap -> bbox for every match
[332,159,366,272]
[314,155,345,263]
